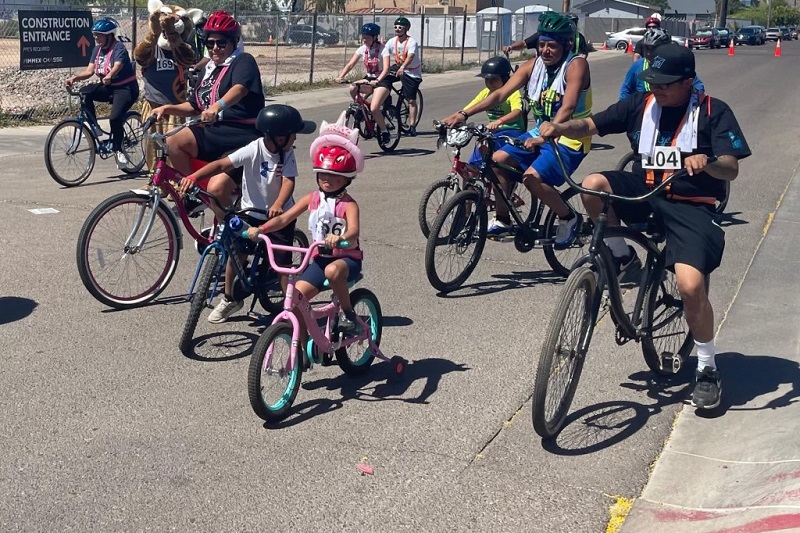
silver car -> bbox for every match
[765,27,782,41]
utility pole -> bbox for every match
[719,0,728,27]
[562,0,570,13]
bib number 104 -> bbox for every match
[641,146,681,170]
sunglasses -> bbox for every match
[205,38,229,49]
[394,26,407,30]
[646,25,658,29]
[651,79,683,90]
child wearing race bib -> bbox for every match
[249,111,364,336]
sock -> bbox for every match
[605,237,629,258]
[559,211,576,221]
[695,339,716,371]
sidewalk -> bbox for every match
[621,167,800,531]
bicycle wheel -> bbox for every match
[44,119,96,187]
[257,228,309,314]
[614,151,636,172]
[399,88,424,131]
[641,267,695,376]
[335,288,382,376]
[532,266,596,438]
[76,191,181,309]
[344,105,363,136]
[119,112,146,174]
[179,249,221,355]
[248,321,303,422]
[508,181,537,226]
[716,180,731,214]
[378,103,401,153]
[542,188,593,277]
[418,176,461,238]
[424,189,488,293]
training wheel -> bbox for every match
[388,355,406,382]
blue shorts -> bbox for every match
[499,133,586,186]
[299,256,362,291]
[468,128,525,166]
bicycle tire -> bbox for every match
[424,189,488,293]
[248,321,303,422]
[179,249,220,356]
[257,228,310,314]
[418,176,461,238]
[335,288,382,376]
[532,266,596,438]
[614,151,636,172]
[542,188,593,277]
[45,119,96,187]
[344,106,363,137]
[119,112,146,174]
[76,191,181,309]
[640,267,697,376]
[378,102,402,152]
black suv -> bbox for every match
[283,24,340,46]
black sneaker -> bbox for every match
[691,366,722,409]
[337,312,362,338]
[380,131,391,145]
[612,245,641,279]
[407,126,418,137]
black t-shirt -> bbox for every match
[593,91,751,199]
[634,39,645,57]
[189,53,264,121]
[524,31,591,55]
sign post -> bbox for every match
[18,10,94,71]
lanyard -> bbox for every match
[195,64,229,111]
[394,38,408,65]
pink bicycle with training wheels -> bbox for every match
[247,234,406,422]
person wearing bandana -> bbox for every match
[441,12,591,247]
[538,44,751,411]
[152,10,264,209]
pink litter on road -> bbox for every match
[356,463,374,475]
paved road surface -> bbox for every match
[1,44,798,532]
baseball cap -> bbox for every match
[638,44,695,85]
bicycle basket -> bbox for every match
[446,127,473,148]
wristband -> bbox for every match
[215,99,227,109]
[186,174,197,183]
[458,110,469,119]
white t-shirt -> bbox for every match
[227,138,297,221]
[382,36,421,78]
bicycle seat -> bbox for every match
[321,273,363,291]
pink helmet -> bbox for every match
[309,111,365,178]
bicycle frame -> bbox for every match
[257,236,388,372]
[348,82,378,137]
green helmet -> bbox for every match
[537,12,576,36]
[394,17,411,28]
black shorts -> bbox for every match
[378,72,422,101]
[601,170,726,275]
[191,122,261,185]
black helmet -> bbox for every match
[361,22,380,36]
[256,105,316,138]
[477,56,512,83]
[394,17,411,28]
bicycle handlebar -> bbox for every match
[142,115,209,140]
[66,86,82,97]
[256,236,351,276]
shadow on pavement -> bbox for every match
[366,148,435,158]
[590,142,616,151]
[183,316,264,362]
[266,357,470,428]
[63,172,149,189]
[100,294,190,313]
[542,370,693,455]
[437,270,563,298]
[0,296,38,325]
[383,315,414,327]
[715,211,748,228]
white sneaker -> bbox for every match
[487,218,514,239]
[115,151,130,168]
[207,296,243,324]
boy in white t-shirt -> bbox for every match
[179,104,316,323]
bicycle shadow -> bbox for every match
[67,171,149,188]
[99,294,191,313]
[590,143,616,151]
[715,211,748,228]
[182,323,262,362]
[0,296,38,325]
[366,148,435,158]
[542,369,693,455]
[436,270,563,299]
[263,357,471,429]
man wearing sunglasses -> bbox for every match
[537,44,751,411]
[633,14,663,62]
[371,16,422,140]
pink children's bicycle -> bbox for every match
[247,234,406,422]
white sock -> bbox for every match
[695,339,716,371]
[605,237,629,257]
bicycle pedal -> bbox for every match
[658,351,682,374]
[537,238,555,246]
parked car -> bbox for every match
[789,26,798,39]
[765,27,782,41]
[691,28,721,49]
[671,35,692,48]
[779,27,792,40]
[735,26,766,45]
[604,27,647,50]
[715,27,736,46]
[283,24,340,46]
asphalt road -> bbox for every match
[2,43,799,532]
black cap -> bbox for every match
[638,44,695,85]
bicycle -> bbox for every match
[247,236,406,422]
[616,150,730,214]
[340,80,402,152]
[531,140,716,438]
[179,214,309,356]
[423,121,593,293]
[45,87,145,187]
[76,117,306,310]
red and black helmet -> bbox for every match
[312,145,358,178]
[205,10,241,39]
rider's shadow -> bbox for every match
[715,211,748,228]
[365,148,435,158]
[0,296,37,325]
[437,270,563,299]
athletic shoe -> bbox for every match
[554,214,578,249]
[691,366,722,409]
[115,151,130,168]
[612,245,641,279]
[407,126,418,137]
[487,218,514,240]
[380,131,391,145]
[207,296,243,324]
[337,311,362,337]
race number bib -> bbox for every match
[641,146,681,170]
[314,215,347,241]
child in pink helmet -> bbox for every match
[249,111,365,335]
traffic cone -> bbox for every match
[775,37,782,57]
[728,37,735,56]
[268,35,274,46]
[626,38,633,54]
[602,40,608,51]
[684,36,689,48]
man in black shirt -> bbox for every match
[633,14,663,61]
[538,45,750,410]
